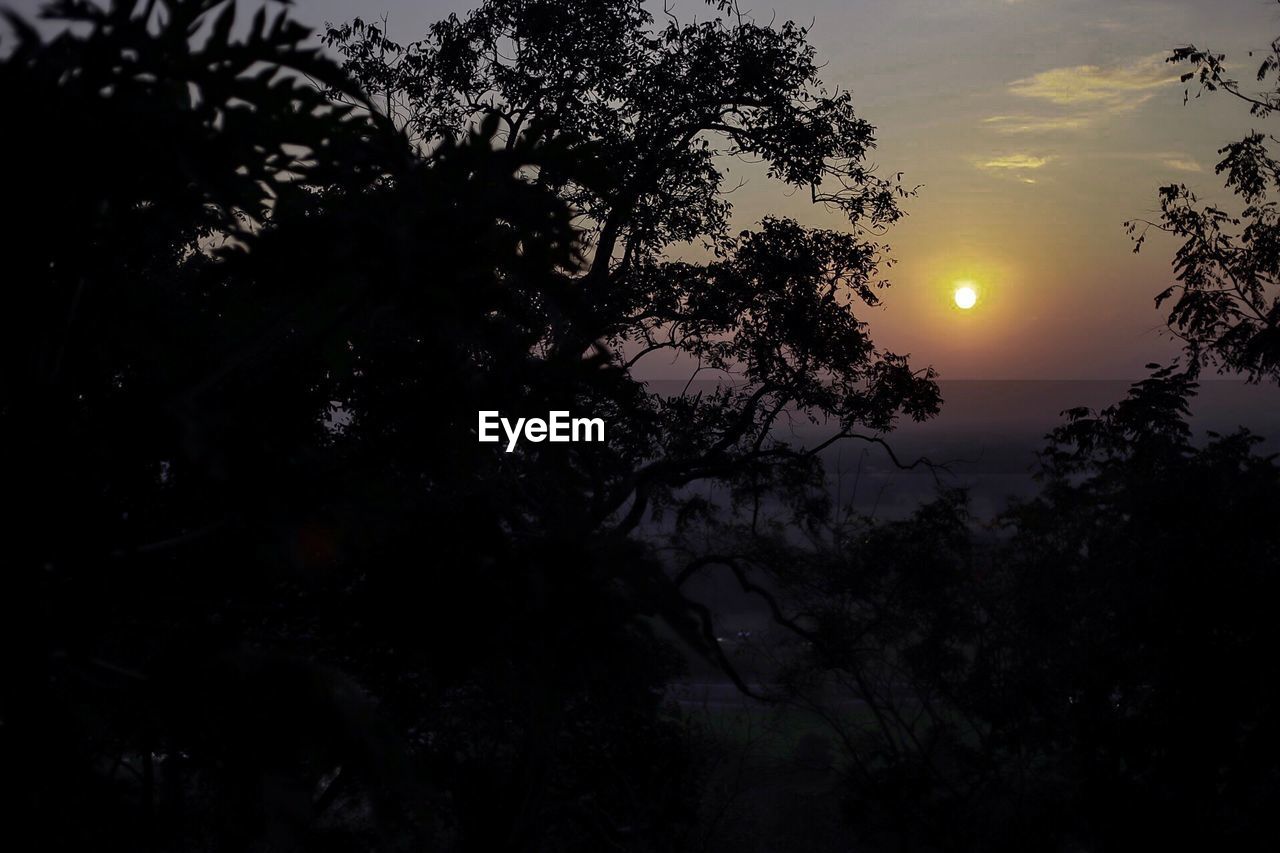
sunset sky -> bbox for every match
[12,0,1279,378]
[315,0,1280,379]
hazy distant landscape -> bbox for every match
[669,378,1280,660]
[652,378,1280,522]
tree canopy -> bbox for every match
[765,366,1280,850]
[1128,5,1280,382]
[2,0,935,849]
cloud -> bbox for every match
[983,114,1093,134]
[983,54,1181,139]
[1107,151,1204,172]
[978,154,1052,171]
[1007,53,1179,112]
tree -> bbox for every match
[320,0,942,689]
[313,3,941,845]
[1127,5,1280,382]
[322,1,940,523]
[771,366,1280,850]
[1,0,433,848]
[3,0,937,849]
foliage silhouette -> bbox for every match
[2,0,936,850]
[1127,1,1280,382]
[758,366,1280,851]
[319,0,943,713]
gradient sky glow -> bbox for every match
[10,0,1280,378]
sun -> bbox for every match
[954,284,978,310]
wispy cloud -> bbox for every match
[984,53,1181,138]
[983,114,1093,134]
[1161,157,1202,173]
[1107,151,1205,173]
[978,154,1053,171]
[1007,53,1178,111]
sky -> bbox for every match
[10,0,1280,379]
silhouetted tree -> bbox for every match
[767,366,1280,851]
[1,0,432,848]
[322,0,939,526]
[1128,4,1280,382]
[986,366,1280,850]
[2,0,936,850]
[313,3,940,847]
[321,0,941,701]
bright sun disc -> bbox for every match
[954,285,977,309]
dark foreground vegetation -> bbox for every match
[4,1,1280,850]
